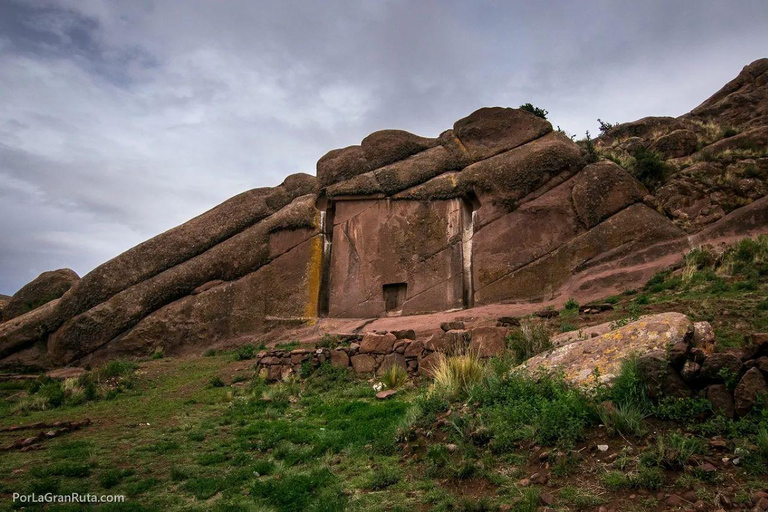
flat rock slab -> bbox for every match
[520,312,693,386]
[375,389,398,400]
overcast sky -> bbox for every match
[0,0,766,294]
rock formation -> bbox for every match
[1,269,79,322]
[2,59,768,369]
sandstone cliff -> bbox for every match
[2,59,767,369]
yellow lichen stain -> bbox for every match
[304,234,324,319]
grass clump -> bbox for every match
[380,364,408,390]
[506,319,551,364]
[432,352,486,399]
[234,344,256,360]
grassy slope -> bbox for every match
[1,238,768,511]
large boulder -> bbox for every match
[3,269,79,321]
[686,58,768,129]
[453,107,552,161]
[520,313,693,386]
[459,131,583,221]
[56,173,316,325]
[648,129,698,159]
[570,161,646,229]
[326,145,465,198]
[47,195,319,365]
[360,130,437,170]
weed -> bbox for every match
[559,485,605,508]
[598,402,647,437]
[519,103,548,119]
[203,348,217,357]
[601,470,632,490]
[431,352,486,399]
[316,333,339,349]
[506,319,551,364]
[363,466,402,490]
[234,344,255,361]
[208,376,226,388]
[564,297,579,310]
[380,364,408,390]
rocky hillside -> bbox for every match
[1,59,767,370]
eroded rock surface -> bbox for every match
[3,59,768,368]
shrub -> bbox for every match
[598,402,646,437]
[506,319,551,364]
[630,146,669,190]
[380,364,408,390]
[564,297,579,310]
[597,118,615,134]
[316,333,339,349]
[519,103,548,119]
[151,349,164,360]
[607,356,651,412]
[235,344,255,361]
[208,377,226,388]
[432,353,486,399]
[99,360,137,379]
[203,348,217,357]
[653,397,712,421]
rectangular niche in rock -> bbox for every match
[383,283,407,315]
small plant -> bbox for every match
[151,349,164,360]
[363,466,402,490]
[506,319,551,364]
[431,352,486,398]
[600,470,632,490]
[597,118,615,134]
[234,344,255,361]
[208,377,226,388]
[203,348,217,357]
[519,103,548,119]
[380,364,408,390]
[583,130,598,163]
[563,297,579,310]
[630,146,669,190]
[316,333,339,349]
[598,402,646,438]
[718,367,740,392]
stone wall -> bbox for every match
[255,325,509,381]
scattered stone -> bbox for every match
[375,389,397,400]
[693,321,716,350]
[440,321,465,332]
[597,444,609,452]
[516,478,531,487]
[534,309,559,319]
[699,353,744,381]
[350,354,377,374]
[734,367,768,417]
[666,495,685,507]
[468,326,507,357]
[446,443,457,453]
[497,316,520,327]
[330,349,349,368]
[392,329,416,340]
[359,333,396,354]
[539,492,556,506]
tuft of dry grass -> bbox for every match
[431,351,486,398]
[380,364,408,390]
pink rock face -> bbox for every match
[328,198,465,317]
[330,349,349,368]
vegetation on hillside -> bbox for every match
[1,237,768,511]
